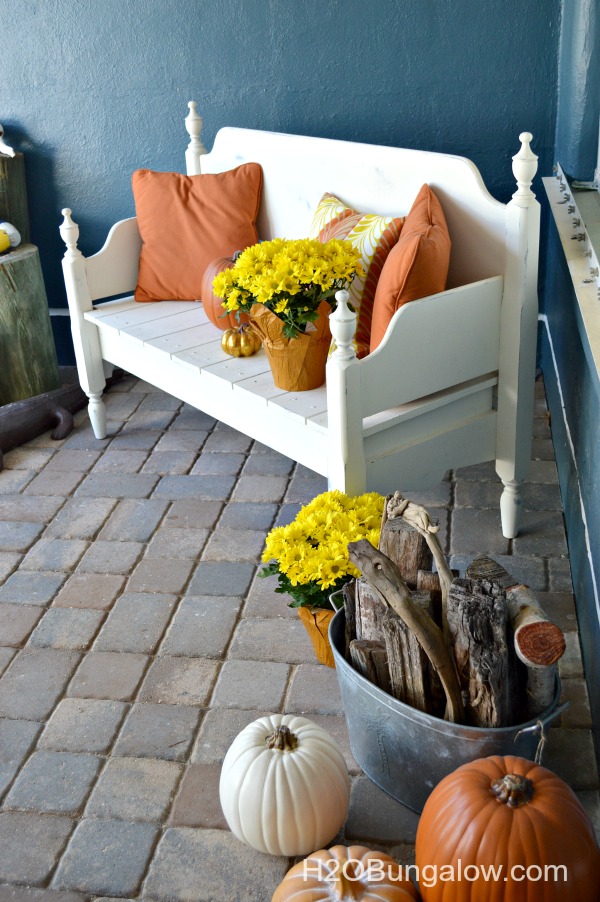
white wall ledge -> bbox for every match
[543,166,600,391]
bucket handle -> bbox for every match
[329,589,345,611]
[513,701,569,764]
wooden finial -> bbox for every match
[329,290,357,361]
[185,101,207,174]
[512,132,538,205]
[185,101,202,138]
[59,208,82,258]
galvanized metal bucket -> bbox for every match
[329,606,566,813]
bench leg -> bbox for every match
[500,478,523,539]
[87,391,107,439]
[60,209,108,442]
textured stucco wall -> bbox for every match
[0,0,560,361]
[543,0,600,754]
[540,229,600,750]
[554,0,600,180]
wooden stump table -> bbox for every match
[0,243,60,405]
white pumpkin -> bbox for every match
[219,713,350,856]
[0,221,21,249]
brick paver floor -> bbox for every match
[0,374,598,901]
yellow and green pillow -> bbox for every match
[309,193,405,358]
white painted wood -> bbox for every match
[91,297,139,318]
[329,289,358,363]
[362,375,497,436]
[361,379,497,492]
[59,114,540,535]
[325,291,366,491]
[359,277,503,417]
[495,133,540,538]
[185,101,207,175]
[59,208,107,437]
[364,415,498,494]
[146,323,219,354]
[199,126,506,290]
[543,170,600,379]
[85,218,142,301]
[270,386,328,421]
[87,392,107,437]
[123,307,204,342]
[204,353,271,381]
[89,301,194,333]
[233,370,287,401]
[172,340,235,371]
[95,325,330,474]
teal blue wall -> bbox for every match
[541,0,600,755]
[540,232,600,748]
[0,0,560,362]
[555,0,600,180]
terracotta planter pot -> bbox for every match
[249,301,332,391]
[297,606,335,668]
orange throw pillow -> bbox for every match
[132,163,263,302]
[309,193,405,358]
[369,184,451,352]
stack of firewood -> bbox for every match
[344,492,566,727]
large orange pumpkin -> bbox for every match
[272,844,419,902]
[201,254,249,330]
[415,755,600,901]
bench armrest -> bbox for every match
[84,217,142,303]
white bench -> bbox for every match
[59,102,540,538]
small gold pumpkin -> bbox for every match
[221,324,262,358]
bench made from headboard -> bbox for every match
[60,102,540,538]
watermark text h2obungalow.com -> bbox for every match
[302,858,568,889]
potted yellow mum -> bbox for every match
[260,490,384,666]
[211,237,363,391]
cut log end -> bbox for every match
[516,621,566,666]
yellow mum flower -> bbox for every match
[260,490,385,608]
[210,237,363,340]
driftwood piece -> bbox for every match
[355,518,440,710]
[382,594,445,716]
[385,492,454,646]
[467,555,566,665]
[506,584,566,666]
[349,639,391,695]
[520,665,557,718]
[347,539,464,723]
[416,568,460,629]
[342,580,357,657]
[355,577,388,641]
[416,570,442,607]
[379,516,433,588]
[467,556,564,717]
[465,555,517,590]
[447,577,512,727]
[358,505,435,641]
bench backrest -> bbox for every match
[199,127,507,290]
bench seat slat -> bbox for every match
[232,371,288,401]
[90,296,140,318]
[202,353,272,381]
[86,300,195,331]
[125,308,206,341]
[146,323,220,354]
